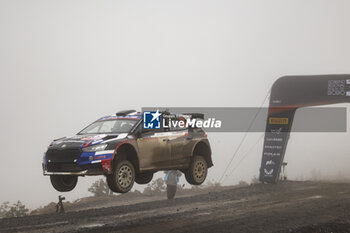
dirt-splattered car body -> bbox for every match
[42,110,212,193]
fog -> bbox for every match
[1,0,350,209]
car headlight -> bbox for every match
[82,144,108,152]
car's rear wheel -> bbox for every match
[107,159,135,193]
[185,155,208,185]
[50,175,78,192]
[135,172,153,184]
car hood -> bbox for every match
[49,133,128,149]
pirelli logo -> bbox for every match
[269,117,288,125]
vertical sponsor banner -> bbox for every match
[259,75,350,183]
[260,108,296,183]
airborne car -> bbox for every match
[42,110,213,193]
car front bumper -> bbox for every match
[42,161,111,176]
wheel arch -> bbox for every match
[192,140,213,167]
[114,142,140,173]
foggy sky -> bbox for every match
[1,0,350,209]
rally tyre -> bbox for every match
[107,160,135,193]
[135,172,153,185]
[50,175,78,192]
[185,155,208,185]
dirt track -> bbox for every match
[2,181,350,233]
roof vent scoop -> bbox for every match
[116,110,137,116]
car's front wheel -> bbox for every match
[50,175,78,192]
[185,155,208,185]
[107,160,135,193]
[135,172,153,184]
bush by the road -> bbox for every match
[88,179,113,197]
[0,201,29,218]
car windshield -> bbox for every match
[78,119,138,134]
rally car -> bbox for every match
[42,110,213,193]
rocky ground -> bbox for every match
[1,181,350,233]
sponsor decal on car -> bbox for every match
[101,159,112,172]
[81,134,107,141]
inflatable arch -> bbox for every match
[259,74,350,183]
